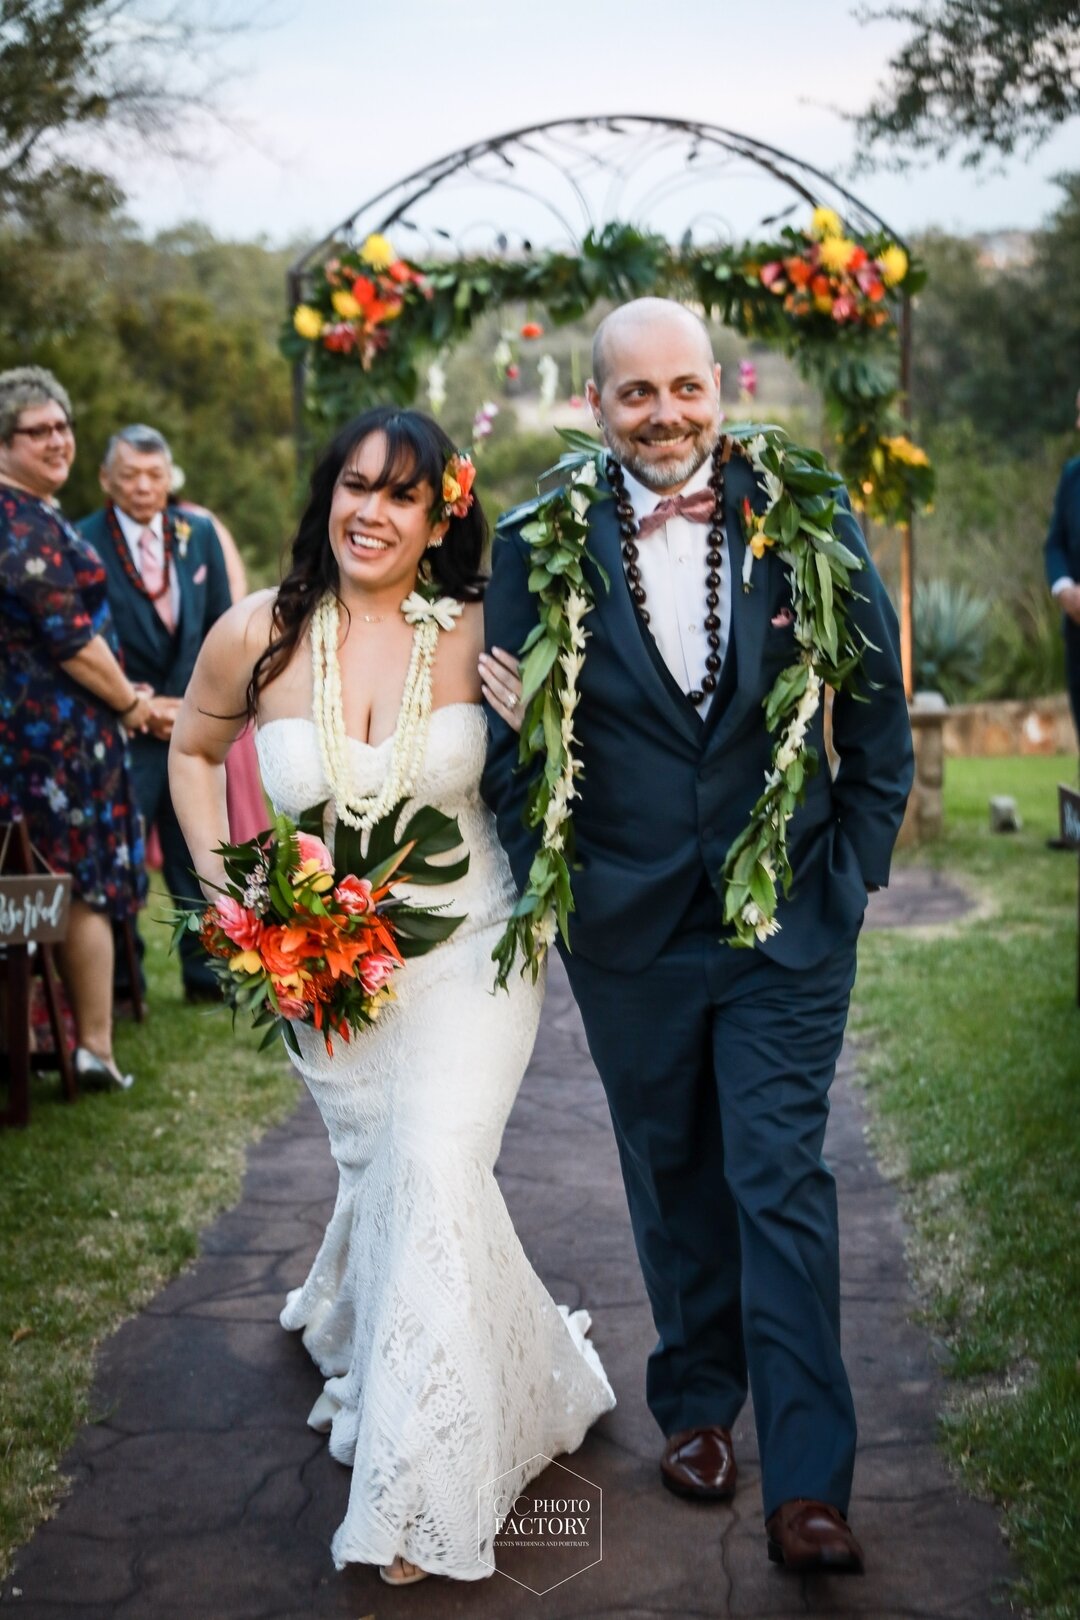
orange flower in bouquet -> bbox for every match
[170,801,469,1057]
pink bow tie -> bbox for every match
[636,488,717,538]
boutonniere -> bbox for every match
[174,517,191,559]
[740,496,775,591]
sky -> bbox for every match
[118,0,1080,246]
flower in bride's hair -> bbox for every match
[214,895,262,950]
[333,874,374,916]
[442,452,476,518]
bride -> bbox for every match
[169,406,614,1586]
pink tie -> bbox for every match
[138,528,175,631]
[636,488,717,538]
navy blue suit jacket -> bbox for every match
[481,455,914,974]
[1045,454,1080,587]
[77,504,230,820]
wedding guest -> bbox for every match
[1045,385,1080,759]
[78,425,231,1002]
[168,472,265,843]
[0,366,150,1090]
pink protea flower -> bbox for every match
[293,831,335,893]
[359,952,398,994]
[295,832,333,872]
[334,874,374,915]
[215,895,262,950]
[274,989,308,1019]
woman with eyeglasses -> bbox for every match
[0,366,151,1092]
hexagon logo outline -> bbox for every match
[477,1452,603,1595]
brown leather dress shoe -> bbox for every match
[765,1498,864,1573]
[659,1425,737,1500]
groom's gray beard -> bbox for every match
[600,422,720,491]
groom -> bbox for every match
[482,298,913,1572]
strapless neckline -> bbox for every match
[257,704,483,756]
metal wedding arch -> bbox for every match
[287,115,917,687]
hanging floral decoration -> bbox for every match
[283,218,932,526]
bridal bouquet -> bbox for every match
[170,799,468,1056]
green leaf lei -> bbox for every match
[490,425,871,988]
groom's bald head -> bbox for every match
[586,298,722,492]
[590,299,715,393]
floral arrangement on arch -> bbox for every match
[754,207,908,334]
[291,233,430,371]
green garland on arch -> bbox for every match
[282,214,933,526]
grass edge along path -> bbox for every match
[0,878,300,1577]
[851,753,1079,1620]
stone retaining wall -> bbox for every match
[943,694,1075,758]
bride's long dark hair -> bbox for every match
[246,405,488,718]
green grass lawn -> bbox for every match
[0,879,300,1576]
[852,753,1079,1620]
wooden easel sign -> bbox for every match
[0,875,70,944]
[0,820,74,1127]
[1059,784,1080,850]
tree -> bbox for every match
[910,172,1080,448]
[855,0,1080,166]
[0,0,243,222]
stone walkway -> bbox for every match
[3,869,1015,1619]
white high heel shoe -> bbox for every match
[74,1047,134,1092]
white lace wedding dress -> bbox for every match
[255,704,615,1579]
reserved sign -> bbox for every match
[0,876,71,943]
[1060,785,1080,851]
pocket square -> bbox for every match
[192,563,208,585]
[770,607,794,628]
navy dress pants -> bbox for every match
[1066,617,1080,746]
[124,735,217,994]
[563,903,859,1521]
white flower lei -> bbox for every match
[310,589,462,832]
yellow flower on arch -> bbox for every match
[818,236,857,273]
[293,304,324,341]
[331,289,362,320]
[360,233,396,271]
[811,206,843,240]
[879,245,909,287]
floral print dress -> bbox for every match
[0,483,146,918]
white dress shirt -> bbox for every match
[114,506,182,624]
[620,458,732,719]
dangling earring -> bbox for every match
[426,534,445,550]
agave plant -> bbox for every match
[913,578,991,704]
[977,587,1068,700]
